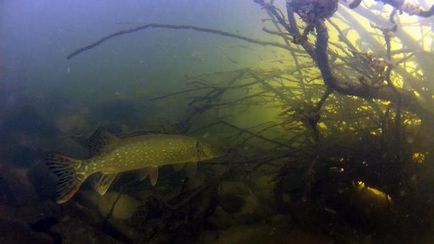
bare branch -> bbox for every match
[67,23,296,59]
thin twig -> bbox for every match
[219,120,293,149]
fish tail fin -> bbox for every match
[46,153,86,204]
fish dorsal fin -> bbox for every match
[185,162,198,177]
[148,167,159,186]
[87,127,120,155]
[92,173,118,195]
[138,166,159,186]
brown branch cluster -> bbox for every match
[349,0,434,17]
[255,0,433,120]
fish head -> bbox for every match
[196,140,224,161]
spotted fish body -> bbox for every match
[47,133,221,204]
[87,134,214,174]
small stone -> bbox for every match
[81,191,141,220]
[50,217,123,244]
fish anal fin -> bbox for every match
[137,166,159,186]
[185,162,198,178]
[92,173,118,195]
[87,127,120,155]
[148,167,159,186]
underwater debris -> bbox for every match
[0,218,53,244]
[200,221,331,244]
[129,170,226,243]
[216,180,272,225]
[50,216,124,244]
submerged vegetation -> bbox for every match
[3,0,434,243]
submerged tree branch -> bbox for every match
[67,23,296,59]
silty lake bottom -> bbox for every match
[2,0,434,243]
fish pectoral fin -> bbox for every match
[185,162,198,177]
[92,173,118,195]
[148,166,159,186]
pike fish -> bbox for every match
[46,129,222,204]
